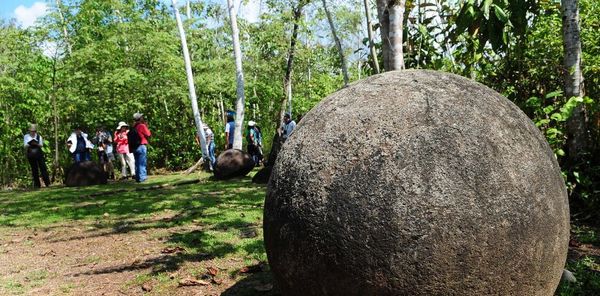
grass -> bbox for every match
[0,171,269,295]
[555,224,600,296]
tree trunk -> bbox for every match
[277,1,306,132]
[56,0,72,55]
[363,0,380,74]
[267,1,306,166]
[561,0,587,163]
[186,0,191,19]
[50,54,61,182]
[172,0,209,160]
[227,0,246,150]
[322,0,350,86]
[376,0,405,71]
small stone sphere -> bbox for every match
[263,70,569,296]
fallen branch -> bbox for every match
[184,158,204,175]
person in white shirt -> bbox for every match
[23,124,50,188]
[282,113,297,141]
[66,127,94,163]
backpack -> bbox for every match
[128,127,141,152]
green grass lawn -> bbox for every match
[0,172,272,295]
[1,172,599,295]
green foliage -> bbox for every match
[0,0,350,187]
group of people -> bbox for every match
[24,111,297,188]
[24,112,152,188]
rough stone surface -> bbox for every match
[214,149,255,180]
[264,70,570,296]
[252,166,273,184]
[65,161,108,187]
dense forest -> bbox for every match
[1,0,599,217]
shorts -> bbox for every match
[107,152,115,161]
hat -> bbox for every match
[133,112,144,120]
[248,121,256,127]
[284,113,291,118]
[29,124,37,132]
[117,121,128,130]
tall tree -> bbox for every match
[561,0,587,162]
[321,0,350,85]
[172,0,209,160]
[227,0,246,150]
[376,0,406,70]
[363,0,380,74]
[55,0,72,55]
[279,0,308,129]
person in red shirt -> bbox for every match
[132,113,151,182]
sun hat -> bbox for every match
[117,121,128,130]
[248,121,256,127]
[133,112,143,120]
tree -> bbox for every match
[561,0,587,163]
[321,0,350,85]
[227,0,246,150]
[376,0,406,71]
[171,0,209,161]
[363,0,380,74]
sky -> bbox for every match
[0,0,262,29]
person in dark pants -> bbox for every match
[23,124,50,188]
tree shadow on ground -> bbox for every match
[222,272,280,296]
[10,172,271,286]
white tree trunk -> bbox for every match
[172,0,209,159]
[561,0,587,162]
[56,0,72,55]
[227,0,246,150]
[186,0,191,19]
[363,0,380,74]
[321,0,350,86]
[376,0,405,71]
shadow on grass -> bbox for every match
[1,172,270,293]
[221,272,279,296]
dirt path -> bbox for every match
[0,213,275,296]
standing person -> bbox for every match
[23,124,51,188]
[224,114,235,150]
[131,113,151,183]
[281,113,297,141]
[114,122,136,179]
[246,121,263,165]
[92,126,115,179]
[195,123,216,170]
[67,126,93,163]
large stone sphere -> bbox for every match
[263,70,569,296]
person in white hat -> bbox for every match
[114,122,135,179]
[23,124,50,188]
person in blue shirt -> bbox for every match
[282,113,297,141]
[23,124,50,188]
[224,114,235,150]
[246,121,263,165]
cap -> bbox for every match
[248,121,256,127]
[133,112,143,120]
